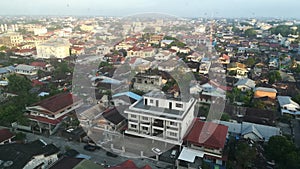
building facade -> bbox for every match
[36,38,70,59]
[125,90,197,145]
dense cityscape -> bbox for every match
[0,5,300,169]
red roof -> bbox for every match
[107,160,138,169]
[30,62,47,67]
[184,119,228,149]
[0,129,15,143]
[32,79,44,87]
[33,93,80,113]
[140,165,152,169]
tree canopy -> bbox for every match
[269,25,300,37]
[244,28,257,38]
[265,135,300,169]
[7,74,32,95]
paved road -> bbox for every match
[24,132,173,169]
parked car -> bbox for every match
[170,149,177,158]
[84,144,97,151]
[151,147,162,155]
[106,151,118,157]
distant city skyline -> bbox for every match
[0,0,300,19]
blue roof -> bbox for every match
[0,66,14,74]
[112,91,142,101]
[75,154,91,160]
[101,78,121,84]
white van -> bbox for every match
[170,150,177,158]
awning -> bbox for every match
[178,147,205,163]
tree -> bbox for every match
[244,28,257,38]
[7,74,32,95]
[268,71,281,84]
[221,113,230,121]
[269,25,293,37]
[265,135,300,169]
[235,142,256,168]
[53,61,73,80]
[293,94,300,105]
[245,57,256,68]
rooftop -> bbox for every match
[0,140,59,169]
[131,99,183,118]
[184,119,228,149]
[30,93,81,113]
[0,129,15,143]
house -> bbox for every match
[30,62,54,72]
[15,64,38,76]
[112,91,142,106]
[154,50,174,61]
[157,59,179,72]
[125,90,197,145]
[0,66,14,78]
[0,129,15,144]
[127,47,156,58]
[36,38,70,59]
[160,39,173,48]
[185,61,200,73]
[93,107,127,142]
[25,93,83,135]
[128,57,152,72]
[253,87,277,99]
[218,53,230,65]
[149,34,164,44]
[277,96,300,116]
[0,32,23,47]
[178,119,228,168]
[219,121,281,142]
[269,58,279,68]
[227,62,248,78]
[0,139,59,169]
[199,58,211,75]
[234,78,256,92]
[133,74,163,92]
[186,52,204,62]
[200,82,226,100]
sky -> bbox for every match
[0,0,299,18]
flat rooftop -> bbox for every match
[127,99,196,120]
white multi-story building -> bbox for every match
[36,38,70,59]
[125,90,197,145]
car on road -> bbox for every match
[151,147,162,155]
[170,149,177,158]
[84,144,98,151]
[106,151,118,157]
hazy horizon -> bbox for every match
[0,0,300,19]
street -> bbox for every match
[24,131,173,169]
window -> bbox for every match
[142,116,148,121]
[130,124,137,128]
[150,99,153,104]
[131,114,137,119]
[142,126,148,130]
[156,100,159,107]
[169,132,177,137]
[170,121,176,126]
[176,103,183,108]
